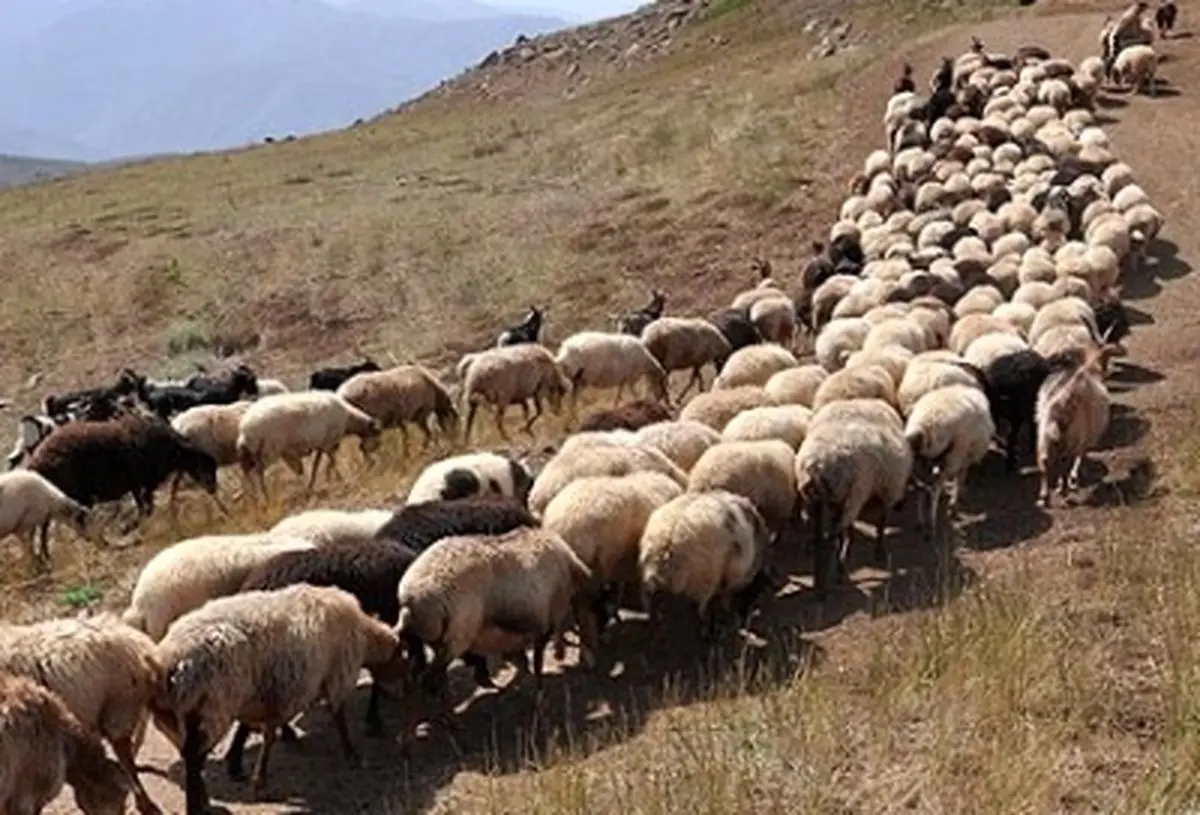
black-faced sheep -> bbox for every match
[577,399,673,432]
[0,674,131,815]
[707,307,763,353]
[309,358,382,391]
[27,412,218,526]
[149,584,408,813]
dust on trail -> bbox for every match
[47,10,1200,815]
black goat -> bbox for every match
[893,62,916,94]
[497,305,544,347]
[137,365,258,420]
[707,307,761,353]
[1156,0,1177,37]
[615,290,666,336]
[27,412,218,525]
[980,350,1053,471]
[309,358,381,391]
[42,368,143,420]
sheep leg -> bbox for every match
[1067,455,1085,492]
[329,704,362,769]
[182,711,211,815]
[249,723,278,798]
[365,684,386,737]
[111,735,163,815]
[678,368,701,401]
[613,383,625,406]
[30,527,51,572]
[524,394,544,435]
[810,504,832,598]
[418,418,434,451]
[224,723,252,781]
[1037,465,1053,507]
[464,403,479,444]
[872,511,890,570]
[493,405,512,442]
[304,453,323,493]
[464,653,497,689]
[324,449,343,483]
[398,424,411,459]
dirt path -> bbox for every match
[47,10,1200,815]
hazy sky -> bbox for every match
[487,0,645,20]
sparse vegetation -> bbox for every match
[0,0,1195,812]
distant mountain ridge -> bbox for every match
[0,0,567,161]
[0,154,87,187]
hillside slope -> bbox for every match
[0,153,87,187]
[4,0,1199,812]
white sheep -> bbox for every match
[686,439,797,535]
[235,390,383,500]
[0,614,162,814]
[459,343,571,443]
[122,532,316,641]
[555,331,669,409]
[795,398,912,595]
[814,317,871,372]
[150,584,407,810]
[630,419,722,472]
[406,451,533,506]
[810,364,897,412]
[904,384,996,536]
[712,344,798,390]
[678,386,775,431]
[270,507,394,547]
[896,355,983,416]
[638,489,773,636]
[169,399,253,509]
[720,404,812,450]
[1112,44,1158,95]
[0,674,130,815]
[0,468,102,571]
[527,442,687,516]
[763,364,829,407]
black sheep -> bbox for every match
[1156,0,1177,36]
[1095,298,1132,346]
[980,350,1053,471]
[578,399,672,432]
[27,412,218,523]
[707,307,762,353]
[138,365,258,420]
[374,494,538,551]
[227,538,420,769]
[893,62,916,94]
[42,368,143,420]
[309,358,382,391]
[828,233,865,271]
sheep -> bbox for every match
[637,490,774,638]
[167,399,253,508]
[721,404,812,450]
[41,368,143,421]
[707,307,762,352]
[459,343,570,443]
[235,390,383,499]
[796,398,913,595]
[406,451,533,506]
[614,290,666,336]
[749,294,797,348]
[395,527,604,709]
[270,507,394,547]
[1036,350,1111,506]
[678,386,775,432]
[255,378,289,396]
[1028,296,1102,350]
[640,317,733,400]
[0,615,162,814]
[763,365,829,407]
[686,439,798,536]
[555,331,670,409]
[629,419,722,472]
[335,365,459,453]
[0,468,102,571]
[497,305,544,347]
[375,494,539,552]
[0,674,130,815]
[1111,44,1158,95]
[904,385,996,536]
[235,538,418,745]
[309,358,381,391]
[948,313,1019,355]
[149,584,408,811]
[542,470,683,621]
[122,532,317,641]
[713,344,798,390]
[578,399,673,432]
[27,412,219,527]
[896,355,984,416]
[815,317,871,372]
[811,364,897,412]
[862,317,929,356]
[527,443,687,515]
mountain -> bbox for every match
[327,0,515,21]
[0,0,566,160]
[0,154,87,187]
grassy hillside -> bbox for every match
[7,0,1200,812]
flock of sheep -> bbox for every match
[0,23,1171,815]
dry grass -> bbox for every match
[4,0,1194,812]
